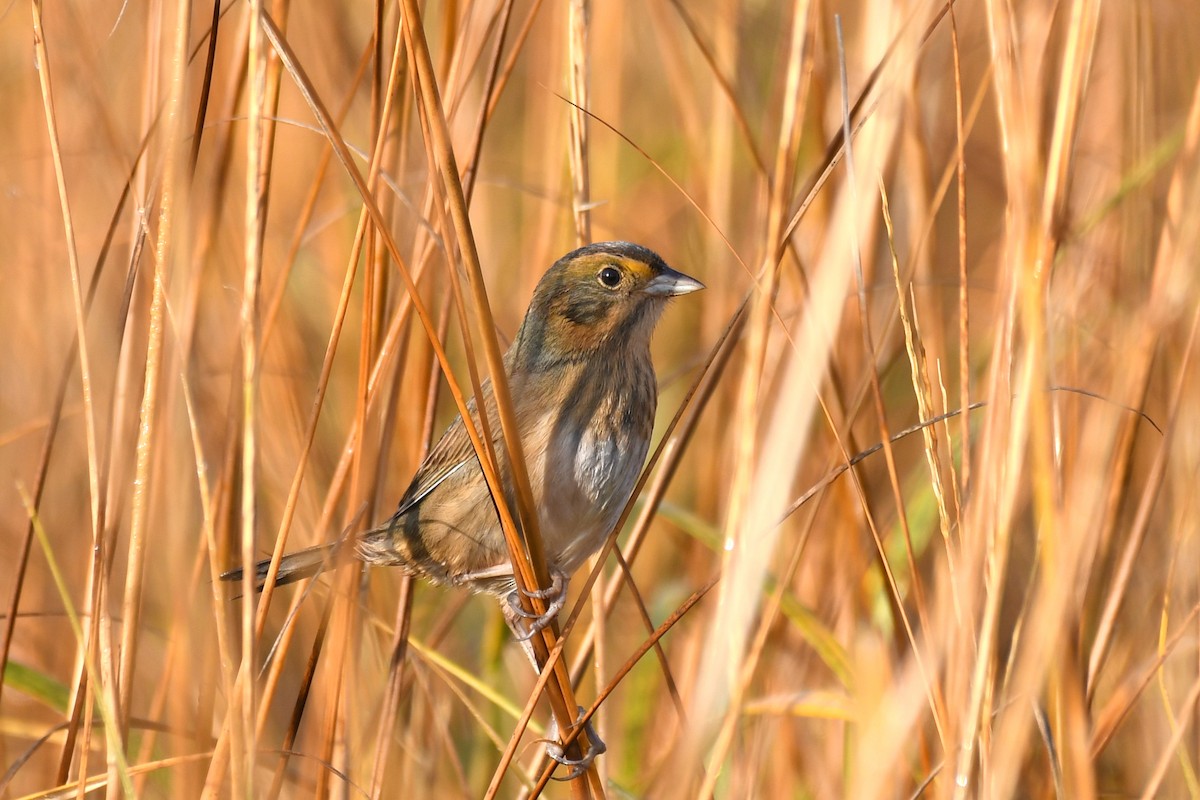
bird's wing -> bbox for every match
[392,384,500,518]
[394,456,470,517]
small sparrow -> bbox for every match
[223,240,703,776]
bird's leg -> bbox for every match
[503,567,568,641]
[495,573,603,778]
[503,627,607,780]
[542,706,606,781]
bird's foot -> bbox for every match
[543,705,605,781]
[504,568,568,641]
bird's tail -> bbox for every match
[220,541,352,590]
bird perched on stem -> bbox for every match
[223,240,703,775]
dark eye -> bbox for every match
[598,266,622,288]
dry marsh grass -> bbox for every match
[2,0,1200,798]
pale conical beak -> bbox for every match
[644,266,705,297]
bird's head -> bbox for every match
[510,242,704,371]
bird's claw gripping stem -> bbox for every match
[544,705,606,781]
[505,568,568,641]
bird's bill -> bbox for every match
[643,266,705,297]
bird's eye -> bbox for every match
[598,266,622,288]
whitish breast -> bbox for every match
[541,416,645,509]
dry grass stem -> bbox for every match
[5,2,1199,798]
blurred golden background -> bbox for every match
[2,0,1199,797]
